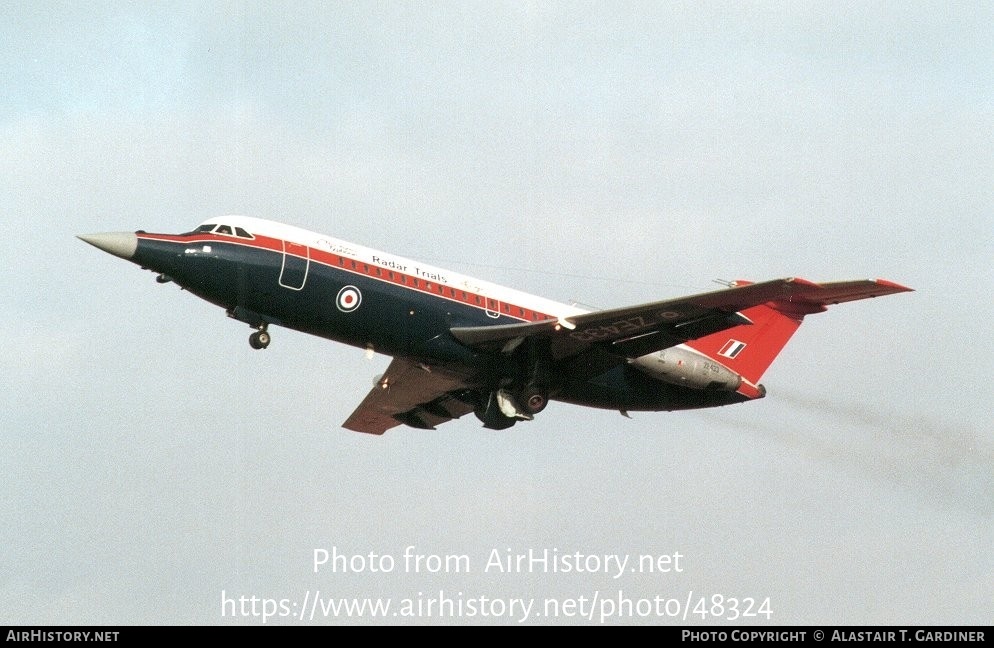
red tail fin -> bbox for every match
[684,278,912,387]
[685,303,807,387]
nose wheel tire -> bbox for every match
[249,330,271,350]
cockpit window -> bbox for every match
[185,222,253,238]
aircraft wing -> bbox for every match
[451,277,912,360]
[342,357,476,434]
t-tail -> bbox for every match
[683,278,912,399]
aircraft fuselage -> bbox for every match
[79,215,912,432]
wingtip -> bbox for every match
[873,278,914,293]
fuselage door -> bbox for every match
[279,240,310,290]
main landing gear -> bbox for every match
[473,340,553,430]
[474,385,550,430]
[249,326,271,350]
[516,385,548,416]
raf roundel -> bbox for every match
[336,285,362,313]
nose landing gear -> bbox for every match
[226,307,273,350]
[249,326,271,350]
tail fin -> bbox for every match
[685,278,912,388]
[685,303,805,387]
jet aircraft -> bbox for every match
[79,216,911,433]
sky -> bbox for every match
[2,2,992,625]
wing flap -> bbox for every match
[342,358,475,435]
[449,319,557,351]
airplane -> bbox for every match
[79,216,912,434]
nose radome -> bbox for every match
[77,232,138,260]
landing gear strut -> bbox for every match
[249,326,271,350]
[510,339,551,417]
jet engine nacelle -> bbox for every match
[630,346,742,391]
